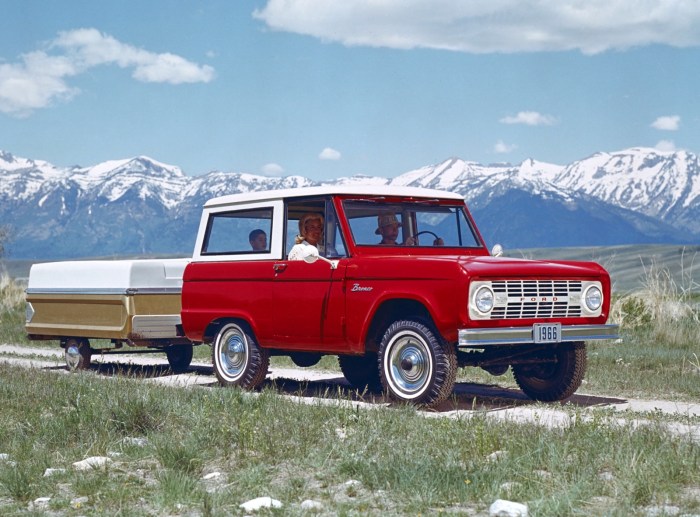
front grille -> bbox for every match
[490,280,582,319]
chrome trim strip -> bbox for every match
[458,324,620,347]
[25,287,182,295]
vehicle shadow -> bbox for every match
[260,376,627,412]
[432,383,627,412]
[66,361,627,412]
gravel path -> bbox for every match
[1,343,698,441]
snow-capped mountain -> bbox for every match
[0,148,698,259]
[389,149,700,235]
[549,148,700,234]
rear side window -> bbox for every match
[201,207,273,255]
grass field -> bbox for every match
[0,363,698,516]
[1,249,699,515]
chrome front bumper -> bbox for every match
[458,324,620,347]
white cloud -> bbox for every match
[254,1,700,55]
[319,147,341,160]
[655,139,677,152]
[0,28,215,117]
[500,111,556,126]
[0,53,79,117]
[261,162,285,176]
[651,115,680,131]
[494,140,517,153]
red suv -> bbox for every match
[181,186,618,407]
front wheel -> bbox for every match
[512,342,587,401]
[379,320,457,407]
[212,323,269,389]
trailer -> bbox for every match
[25,258,195,371]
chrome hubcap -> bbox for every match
[220,330,247,379]
[65,344,81,370]
[387,333,432,397]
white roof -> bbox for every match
[204,185,464,208]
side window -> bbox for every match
[201,207,273,255]
[285,202,324,257]
[284,198,348,259]
[325,199,347,258]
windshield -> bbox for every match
[343,200,483,248]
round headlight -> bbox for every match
[474,286,494,314]
[584,285,602,312]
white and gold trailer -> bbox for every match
[25,258,195,371]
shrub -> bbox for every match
[611,256,699,330]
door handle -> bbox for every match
[273,263,287,272]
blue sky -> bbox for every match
[2,0,700,180]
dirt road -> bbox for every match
[1,344,698,440]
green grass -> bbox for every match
[585,322,700,401]
[0,364,698,516]
[2,267,700,514]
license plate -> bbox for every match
[533,323,561,343]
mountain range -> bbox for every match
[1,147,698,259]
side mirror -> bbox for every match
[491,244,504,257]
[301,245,339,269]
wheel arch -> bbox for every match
[364,298,436,353]
[203,316,256,345]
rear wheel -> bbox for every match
[290,352,322,368]
[338,353,382,392]
[165,344,193,373]
[212,323,269,389]
[64,338,91,371]
[379,320,457,407]
[512,342,587,401]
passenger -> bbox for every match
[288,213,324,260]
[249,229,267,251]
[376,213,415,245]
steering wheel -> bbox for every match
[413,230,440,245]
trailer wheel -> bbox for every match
[338,353,382,392]
[512,342,587,401]
[165,344,193,373]
[212,323,269,389]
[379,320,457,407]
[64,338,91,371]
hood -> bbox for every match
[458,255,608,279]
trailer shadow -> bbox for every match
[79,360,627,412]
[86,360,215,380]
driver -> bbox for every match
[376,213,415,245]
[375,213,444,246]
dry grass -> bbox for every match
[0,270,24,312]
[610,255,699,330]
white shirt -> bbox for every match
[288,240,317,261]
